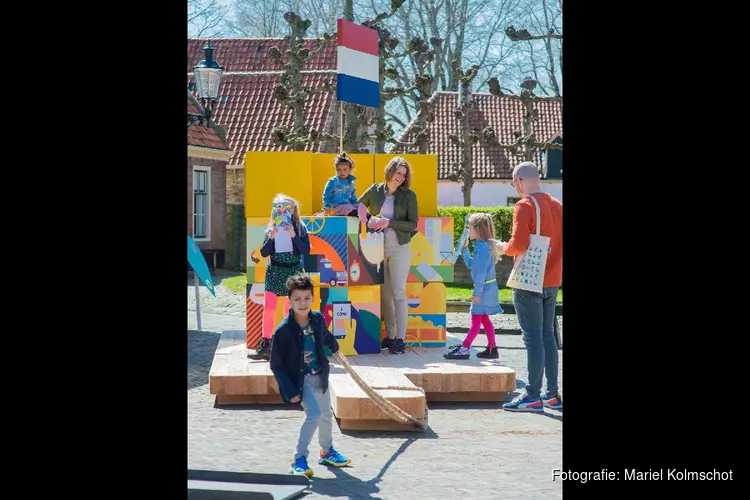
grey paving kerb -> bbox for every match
[188,285,563,499]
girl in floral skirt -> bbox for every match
[248,193,311,360]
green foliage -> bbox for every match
[437,206,514,250]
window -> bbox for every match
[193,166,211,240]
[507,196,521,206]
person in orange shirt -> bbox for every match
[496,162,563,412]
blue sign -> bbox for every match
[188,235,216,296]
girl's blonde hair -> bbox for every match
[468,213,500,263]
[268,193,302,230]
[383,156,412,191]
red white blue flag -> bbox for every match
[336,19,380,108]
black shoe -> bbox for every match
[388,338,406,354]
[381,337,393,350]
[247,338,271,361]
[476,346,499,359]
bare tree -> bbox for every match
[227,0,343,38]
[447,60,480,206]
[269,12,337,150]
[483,76,562,170]
[505,0,562,95]
[363,0,523,141]
[188,0,230,37]
[340,0,406,153]
[226,0,287,37]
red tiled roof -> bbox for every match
[188,95,230,151]
[391,92,563,180]
[188,38,336,73]
[188,38,338,165]
[188,72,337,164]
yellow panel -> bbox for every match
[244,152,314,217]
[310,154,375,214]
[374,154,438,217]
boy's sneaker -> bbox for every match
[289,456,313,477]
[541,391,562,410]
[381,337,393,350]
[247,338,271,361]
[503,392,544,412]
[388,338,406,354]
[319,447,351,467]
[476,346,499,359]
[444,345,470,359]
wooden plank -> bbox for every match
[328,372,425,420]
[216,394,284,405]
[208,353,231,394]
[425,391,507,402]
[210,333,515,404]
[338,418,425,432]
[215,330,242,353]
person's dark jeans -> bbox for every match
[513,287,560,399]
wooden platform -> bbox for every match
[208,330,283,405]
[208,331,516,430]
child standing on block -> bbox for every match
[321,152,363,218]
[270,274,351,477]
[444,213,503,360]
[248,193,310,361]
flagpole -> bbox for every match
[194,271,202,332]
[339,101,344,154]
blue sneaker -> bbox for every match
[542,391,562,410]
[289,456,313,477]
[503,393,544,412]
[318,447,351,467]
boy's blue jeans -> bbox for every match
[513,287,560,400]
[295,373,333,459]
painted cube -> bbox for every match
[319,285,382,356]
[260,286,322,340]
[408,217,455,283]
[246,217,270,283]
[245,283,265,349]
[381,282,447,347]
[302,216,384,288]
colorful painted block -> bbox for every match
[319,285,381,356]
[381,282,447,347]
[408,217,455,283]
[302,216,384,288]
[246,217,270,283]
[245,284,264,349]
[260,288,322,340]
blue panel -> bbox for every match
[337,73,380,108]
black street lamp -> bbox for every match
[192,41,225,126]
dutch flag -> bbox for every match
[336,19,380,108]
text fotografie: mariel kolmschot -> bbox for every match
[552,469,733,482]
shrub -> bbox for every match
[437,206,514,249]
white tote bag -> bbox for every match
[506,195,550,294]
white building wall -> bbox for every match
[438,180,562,207]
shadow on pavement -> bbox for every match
[188,330,221,390]
[306,438,416,499]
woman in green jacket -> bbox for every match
[357,156,419,354]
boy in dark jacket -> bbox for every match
[270,274,351,477]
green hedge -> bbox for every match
[436,206,514,250]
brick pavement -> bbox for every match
[188,310,562,499]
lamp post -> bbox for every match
[192,41,225,126]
